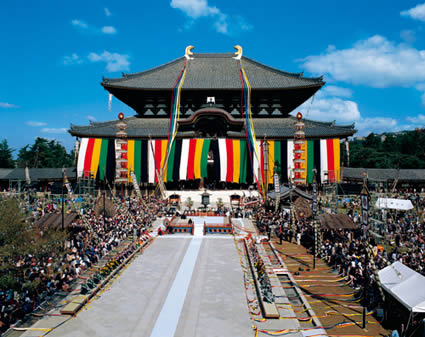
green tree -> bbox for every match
[347,130,425,169]
[0,198,67,290]
[17,137,73,168]
[0,139,15,168]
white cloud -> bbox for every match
[0,102,19,108]
[41,128,68,134]
[355,117,399,136]
[101,26,117,34]
[400,29,416,43]
[63,53,83,65]
[406,114,425,124]
[401,2,425,22]
[214,13,228,34]
[87,115,96,121]
[416,83,425,105]
[88,51,130,72]
[104,8,112,17]
[71,19,117,35]
[170,0,251,34]
[321,85,353,98]
[171,0,218,18]
[297,94,400,136]
[71,19,88,29]
[298,97,360,123]
[236,16,253,32]
[26,121,47,127]
[301,35,425,88]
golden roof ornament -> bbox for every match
[185,45,194,60]
[233,45,243,60]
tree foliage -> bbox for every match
[343,130,425,168]
[0,139,15,168]
[16,137,73,168]
[0,198,67,290]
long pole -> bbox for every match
[361,173,369,329]
[103,175,106,219]
[313,221,316,270]
[61,169,65,231]
[312,169,318,270]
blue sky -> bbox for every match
[2,0,425,153]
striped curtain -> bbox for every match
[77,138,115,181]
[216,139,251,183]
[77,137,341,185]
[147,139,168,183]
[319,138,341,183]
[125,140,149,183]
[252,138,341,185]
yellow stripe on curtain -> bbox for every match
[194,139,204,179]
[333,138,341,182]
[268,141,275,184]
[127,140,135,182]
[90,138,102,178]
[233,140,240,183]
[161,140,168,182]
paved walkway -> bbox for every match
[20,235,253,337]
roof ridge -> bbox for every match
[242,56,324,83]
[287,116,355,129]
[103,57,184,84]
[192,53,234,58]
[71,116,137,129]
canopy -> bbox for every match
[318,214,358,230]
[34,213,79,229]
[375,198,413,210]
[268,185,312,201]
[378,261,425,313]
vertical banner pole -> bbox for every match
[360,173,369,329]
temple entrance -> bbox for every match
[204,152,217,189]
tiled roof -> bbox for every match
[69,116,355,139]
[0,167,77,181]
[102,53,324,90]
[0,168,13,179]
[342,167,425,182]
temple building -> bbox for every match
[70,46,355,191]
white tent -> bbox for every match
[378,261,425,313]
[375,198,413,211]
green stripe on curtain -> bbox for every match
[167,140,176,182]
[200,139,211,178]
[306,140,314,184]
[240,140,247,183]
[274,140,281,178]
[134,140,142,183]
[98,139,109,180]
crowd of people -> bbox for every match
[0,192,164,335]
[1,186,424,335]
[254,190,425,284]
[253,190,425,336]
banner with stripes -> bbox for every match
[77,137,341,184]
[257,139,341,185]
[77,138,115,181]
[125,140,149,183]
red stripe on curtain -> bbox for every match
[326,139,335,183]
[83,138,95,177]
[226,139,234,182]
[154,140,162,183]
[187,139,197,180]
